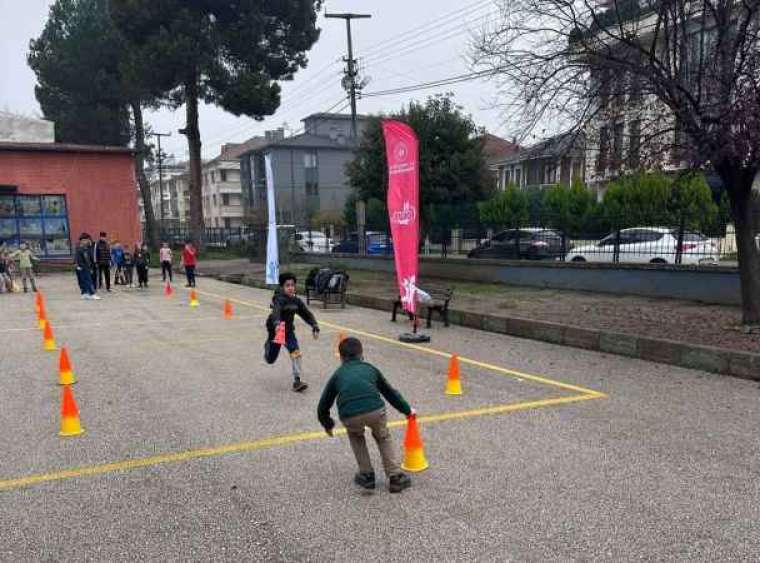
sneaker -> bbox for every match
[354,472,376,490]
[91,294,102,300]
[81,294,89,300]
[292,380,308,392]
[388,473,412,493]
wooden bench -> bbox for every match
[391,286,453,328]
[305,268,349,309]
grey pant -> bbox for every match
[20,267,36,291]
[341,408,400,477]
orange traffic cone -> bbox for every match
[58,347,77,385]
[445,354,463,395]
[333,332,347,358]
[59,385,84,437]
[34,291,43,313]
[223,299,234,319]
[43,321,57,352]
[189,289,199,308]
[164,281,173,298]
[37,301,47,330]
[273,322,286,345]
[401,414,429,472]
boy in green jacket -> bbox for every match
[10,242,38,293]
[317,337,413,493]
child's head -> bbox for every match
[19,242,27,250]
[278,272,297,296]
[339,337,363,362]
[162,242,168,248]
[99,231,107,241]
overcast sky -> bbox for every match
[0,0,522,160]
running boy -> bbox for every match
[317,337,413,493]
[264,272,319,392]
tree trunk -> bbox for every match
[723,167,760,325]
[131,101,157,250]
[184,77,204,247]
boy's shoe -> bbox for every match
[292,380,308,392]
[81,294,89,300]
[354,472,376,490]
[388,473,412,493]
[90,294,101,300]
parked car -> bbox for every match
[467,228,567,260]
[332,231,393,255]
[293,231,334,253]
[566,227,718,265]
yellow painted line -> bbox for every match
[0,393,597,493]
[194,287,606,398]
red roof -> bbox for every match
[0,142,133,154]
[480,133,520,164]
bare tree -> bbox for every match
[475,0,760,324]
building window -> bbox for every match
[514,168,522,187]
[0,194,71,257]
[597,125,610,173]
[220,170,227,182]
[612,122,625,170]
[304,150,319,196]
[504,169,512,187]
[224,217,231,229]
[628,120,641,169]
[212,194,217,206]
[222,194,230,206]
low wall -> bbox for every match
[298,253,742,305]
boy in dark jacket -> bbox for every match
[317,337,413,493]
[75,234,99,300]
[122,249,134,287]
[264,272,319,392]
[134,246,149,288]
[94,232,111,292]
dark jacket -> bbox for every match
[75,245,93,270]
[134,250,148,268]
[122,251,134,267]
[95,240,110,265]
[317,360,412,430]
[268,291,318,334]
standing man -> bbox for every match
[181,239,197,288]
[75,234,100,300]
[94,232,112,292]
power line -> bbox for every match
[362,68,501,98]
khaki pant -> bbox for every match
[341,408,400,477]
[20,267,36,291]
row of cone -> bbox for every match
[34,292,85,437]
[164,282,235,319]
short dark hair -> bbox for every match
[339,337,363,361]
[279,272,297,286]
[99,231,107,237]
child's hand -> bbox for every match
[312,326,320,340]
[408,408,417,418]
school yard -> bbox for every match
[1,273,758,561]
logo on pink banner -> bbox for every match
[383,120,420,315]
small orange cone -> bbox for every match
[333,332,347,358]
[58,347,77,385]
[401,414,429,472]
[59,385,84,437]
[43,321,57,352]
[223,299,234,319]
[37,301,47,330]
[273,322,286,345]
[165,281,173,298]
[445,354,463,395]
[189,289,199,308]
[35,291,43,313]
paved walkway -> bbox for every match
[0,273,758,560]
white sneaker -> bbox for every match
[81,294,89,300]
[91,294,102,300]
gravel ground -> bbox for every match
[2,273,758,561]
[199,259,760,354]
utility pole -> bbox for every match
[325,12,371,139]
[149,132,171,238]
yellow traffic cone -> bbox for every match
[59,385,84,437]
[189,289,199,308]
[401,415,429,472]
[445,355,463,395]
[43,322,57,352]
[58,347,77,385]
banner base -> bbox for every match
[399,332,431,343]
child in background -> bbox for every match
[122,248,135,288]
[134,245,149,288]
[181,240,197,288]
[317,337,413,493]
[111,241,125,285]
[160,242,173,283]
[9,242,38,293]
[0,249,11,293]
[264,272,319,392]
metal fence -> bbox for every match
[148,213,759,266]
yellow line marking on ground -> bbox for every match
[0,393,596,493]
[194,287,607,398]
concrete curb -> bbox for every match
[210,272,760,382]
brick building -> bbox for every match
[0,142,139,260]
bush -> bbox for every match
[477,184,529,226]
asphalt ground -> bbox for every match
[0,273,758,561]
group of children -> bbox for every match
[0,242,39,294]
[265,272,413,494]
[74,233,198,298]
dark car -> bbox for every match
[332,231,393,255]
[467,228,567,260]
